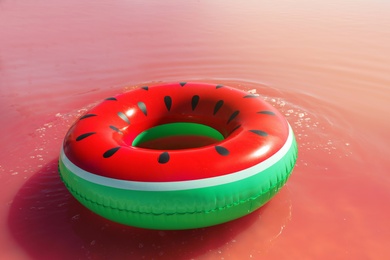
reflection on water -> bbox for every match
[1,0,390,259]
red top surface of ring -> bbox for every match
[63,82,289,182]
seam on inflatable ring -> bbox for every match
[59,158,296,216]
[62,178,288,215]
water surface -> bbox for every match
[1,0,390,259]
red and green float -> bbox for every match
[59,82,298,230]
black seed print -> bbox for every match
[229,124,241,135]
[141,86,149,91]
[215,146,230,156]
[76,132,96,141]
[227,110,240,124]
[164,96,172,111]
[117,112,130,124]
[109,125,122,134]
[103,147,121,158]
[249,130,268,137]
[257,110,275,115]
[138,101,147,116]
[213,100,224,115]
[105,97,117,101]
[243,94,258,98]
[158,152,170,164]
[216,84,224,89]
[80,114,97,120]
[179,82,187,87]
[191,95,200,111]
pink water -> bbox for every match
[1,0,390,259]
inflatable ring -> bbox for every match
[59,82,297,230]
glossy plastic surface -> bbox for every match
[59,82,297,229]
[63,82,289,182]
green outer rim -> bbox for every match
[132,122,224,147]
[58,135,297,230]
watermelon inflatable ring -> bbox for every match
[59,82,297,230]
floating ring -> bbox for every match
[59,82,298,230]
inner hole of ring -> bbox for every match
[132,122,225,150]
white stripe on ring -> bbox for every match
[60,123,295,191]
